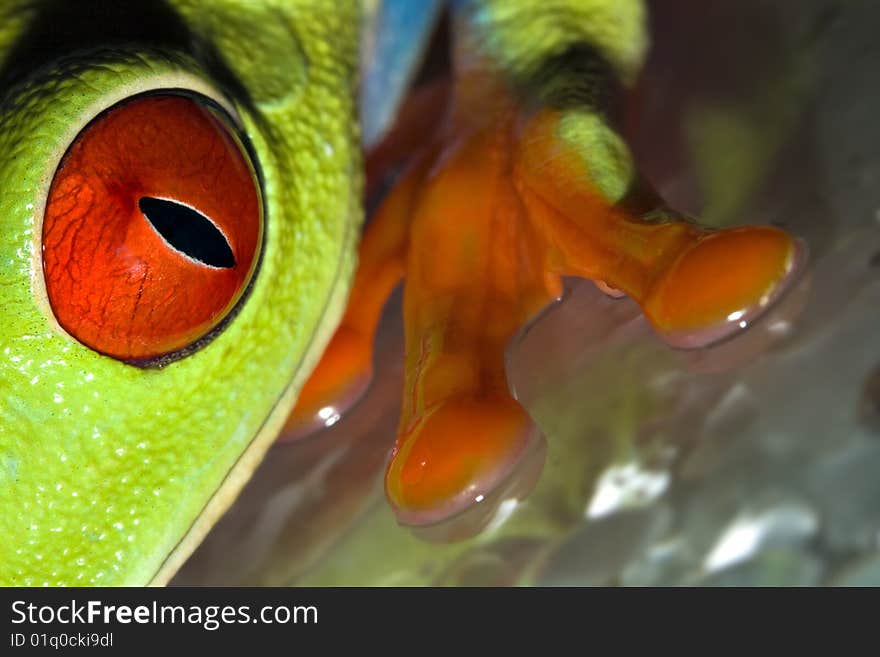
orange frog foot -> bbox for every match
[285,83,804,527]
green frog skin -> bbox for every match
[0,0,362,585]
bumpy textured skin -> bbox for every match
[456,0,646,84]
[0,0,361,585]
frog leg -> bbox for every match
[513,107,804,349]
[381,93,802,524]
[290,53,802,529]
[282,153,431,439]
[384,115,563,525]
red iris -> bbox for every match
[41,94,261,362]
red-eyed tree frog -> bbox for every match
[0,0,802,586]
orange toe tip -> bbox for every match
[280,368,372,441]
[643,226,807,349]
[279,327,373,441]
[385,394,540,527]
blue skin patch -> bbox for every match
[359,0,445,148]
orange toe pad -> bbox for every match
[643,226,804,348]
[386,394,538,526]
[282,326,373,440]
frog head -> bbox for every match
[0,0,362,585]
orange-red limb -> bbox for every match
[287,81,801,525]
[281,152,434,440]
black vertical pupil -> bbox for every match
[138,197,235,269]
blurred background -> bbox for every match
[174,0,880,586]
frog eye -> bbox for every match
[41,93,262,363]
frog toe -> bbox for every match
[642,225,806,349]
[385,393,539,527]
[281,325,373,440]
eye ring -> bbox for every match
[40,90,264,366]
